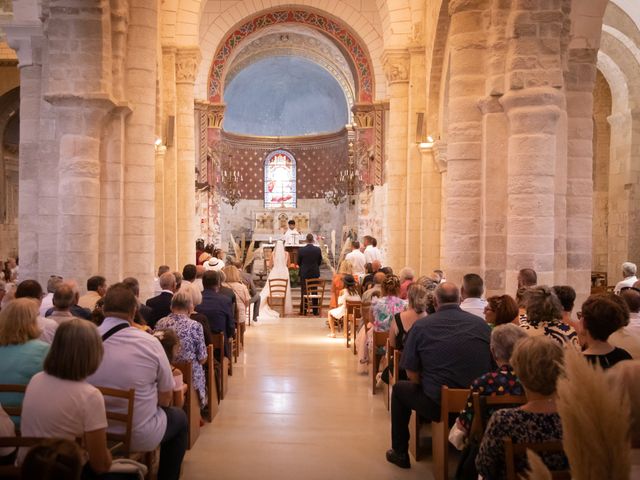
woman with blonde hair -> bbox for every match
[222,265,251,324]
[20,319,112,475]
[0,298,49,425]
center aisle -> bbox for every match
[181,315,434,479]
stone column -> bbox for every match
[406,44,426,273]
[442,0,490,284]
[5,27,44,281]
[500,2,569,289]
[175,47,201,268]
[382,49,410,271]
[418,142,443,277]
[565,48,599,300]
[123,0,158,295]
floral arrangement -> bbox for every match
[288,263,300,287]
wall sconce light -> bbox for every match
[154,137,167,153]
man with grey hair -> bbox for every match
[40,275,63,317]
[48,283,76,325]
[386,282,492,469]
[614,262,638,294]
[449,324,527,456]
[146,271,176,328]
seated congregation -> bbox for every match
[326,258,640,479]
[0,257,255,479]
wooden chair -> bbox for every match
[304,278,326,316]
[345,300,362,351]
[504,438,570,480]
[267,278,289,317]
[245,304,251,328]
[408,386,468,465]
[204,345,219,422]
[370,330,389,394]
[0,384,26,430]
[0,437,57,479]
[469,392,527,443]
[173,361,201,449]
[384,340,401,411]
[96,386,159,480]
[211,333,229,400]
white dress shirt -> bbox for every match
[37,316,58,344]
[345,249,366,275]
[460,297,488,320]
[39,293,54,318]
[283,228,300,246]
[614,276,638,294]
[88,317,174,451]
[364,245,383,265]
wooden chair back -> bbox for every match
[95,386,136,456]
[174,361,200,449]
[0,437,59,479]
[360,302,371,330]
[345,300,362,351]
[0,384,26,418]
[469,392,527,443]
[267,278,289,316]
[427,386,470,479]
[304,278,326,316]
[204,345,219,422]
[504,438,570,480]
[211,332,229,399]
[370,330,389,394]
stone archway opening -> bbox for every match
[0,86,19,261]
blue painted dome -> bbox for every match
[223,56,349,136]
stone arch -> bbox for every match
[375,0,413,49]
[197,1,385,101]
[205,7,377,104]
[591,1,640,280]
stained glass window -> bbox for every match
[264,150,296,209]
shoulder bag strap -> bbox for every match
[101,322,130,342]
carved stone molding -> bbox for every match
[4,24,43,67]
[175,47,201,84]
[207,104,225,129]
[382,49,410,85]
[433,140,448,173]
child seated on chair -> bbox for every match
[327,275,360,338]
[154,329,187,408]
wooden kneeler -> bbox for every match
[174,361,201,449]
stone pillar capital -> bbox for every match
[175,47,201,84]
[206,103,225,129]
[3,24,43,68]
[382,49,410,85]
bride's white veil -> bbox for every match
[258,240,293,320]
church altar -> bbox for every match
[252,209,310,242]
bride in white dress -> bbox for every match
[258,240,293,320]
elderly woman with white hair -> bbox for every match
[155,291,208,408]
[450,324,527,477]
[476,336,568,479]
[398,267,415,300]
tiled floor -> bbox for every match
[181,315,435,479]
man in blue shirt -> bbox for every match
[387,282,492,469]
[195,270,235,358]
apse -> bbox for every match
[223,56,349,137]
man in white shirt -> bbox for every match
[614,262,638,294]
[89,284,188,480]
[345,240,366,276]
[459,273,487,319]
[15,279,58,343]
[610,288,640,358]
[283,219,300,246]
[39,275,63,317]
[363,235,383,265]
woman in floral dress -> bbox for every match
[156,291,208,408]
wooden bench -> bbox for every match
[173,362,201,449]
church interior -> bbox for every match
[1,0,640,479]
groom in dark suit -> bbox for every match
[297,233,322,315]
